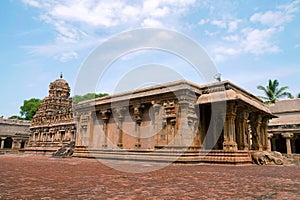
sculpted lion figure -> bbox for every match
[252,151,284,165]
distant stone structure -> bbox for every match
[73,80,274,164]
[0,118,30,153]
[268,98,300,154]
[24,75,76,155]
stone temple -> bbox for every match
[73,80,274,164]
[24,76,300,164]
[24,75,76,154]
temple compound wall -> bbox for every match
[24,76,76,155]
[268,99,300,155]
[74,80,273,164]
[0,118,30,153]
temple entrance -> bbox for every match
[4,137,13,149]
[199,104,224,150]
[272,135,286,153]
[20,141,26,149]
[292,136,300,154]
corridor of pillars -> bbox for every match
[199,101,270,151]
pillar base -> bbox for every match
[223,142,238,151]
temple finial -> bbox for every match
[60,72,63,79]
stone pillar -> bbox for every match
[101,110,110,148]
[261,116,269,150]
[133,105,143,148]
[267,133,273,152]
[74,115,81,146]
[236,108,250,150]
[114,107,125,148]
[153,103,161,146]
[223,102,238,151]
[282,132,294,154]
[176,100,190,146]
[249,112,263,150]
[1,137,6,149]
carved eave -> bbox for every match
[74,80,202,112]
[196,80,274,117]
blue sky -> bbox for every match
[1,0,300,118]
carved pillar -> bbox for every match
[88,111,95,148]
[114,107,125,148]
[261,116,269,150]
[133,105,143,148]
[101,110,110,148]
[282,132,294,154]
[1,137,6,149]
[74,115,81,146]
[267,133,273,152]
[223,102,238,151]
[249,113,263,150]
[236,108,250,150]
[176,99,190,146]
[153,103,161,146]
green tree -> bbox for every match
[73,93,108,104]
[298,93,300,98]
[257,79,293,104]
[20,98,42,120]
[8,115,24,120]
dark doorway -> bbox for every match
[274,135,287,154]
[294,138,300,154]
[4,137,13,149]
[20,141,26,149]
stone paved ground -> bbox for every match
[0,155,299,200]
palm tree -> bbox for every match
[257,79,293,104]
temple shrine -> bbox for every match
[73,80,274,164]
[24,75,76,155]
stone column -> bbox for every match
[249,112,263,150]
[74,115,81,146]
[267,133,273,152]
[282,132,294,154]
[153,103,161,146]
[101,110,110,148]
[133,105,143,148]
[1,137,6,149]
[114,107,125,148]
[176,99,190,146]
[223,102,238,151]
[261,116,269,150]
[236,108,250,150]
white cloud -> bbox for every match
[250,11,292,27]
[241,28,281,55]
[227,20,241,32]
[198,19,209,25]
[22,0,40,7]
[21,0,197,61]
[222,35,240,42]
[211,20,227,29]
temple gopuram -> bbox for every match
[24,75,76,155]
[73,80,274,164]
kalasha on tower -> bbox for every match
[25,75,76,155]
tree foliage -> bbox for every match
[257,79,293,104]
[8,115,25,120]
[20,98,42,120]
[298,93,300,98]
[73,93,109,104]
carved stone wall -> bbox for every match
[0,118,30,150]
[27,76,75,151]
